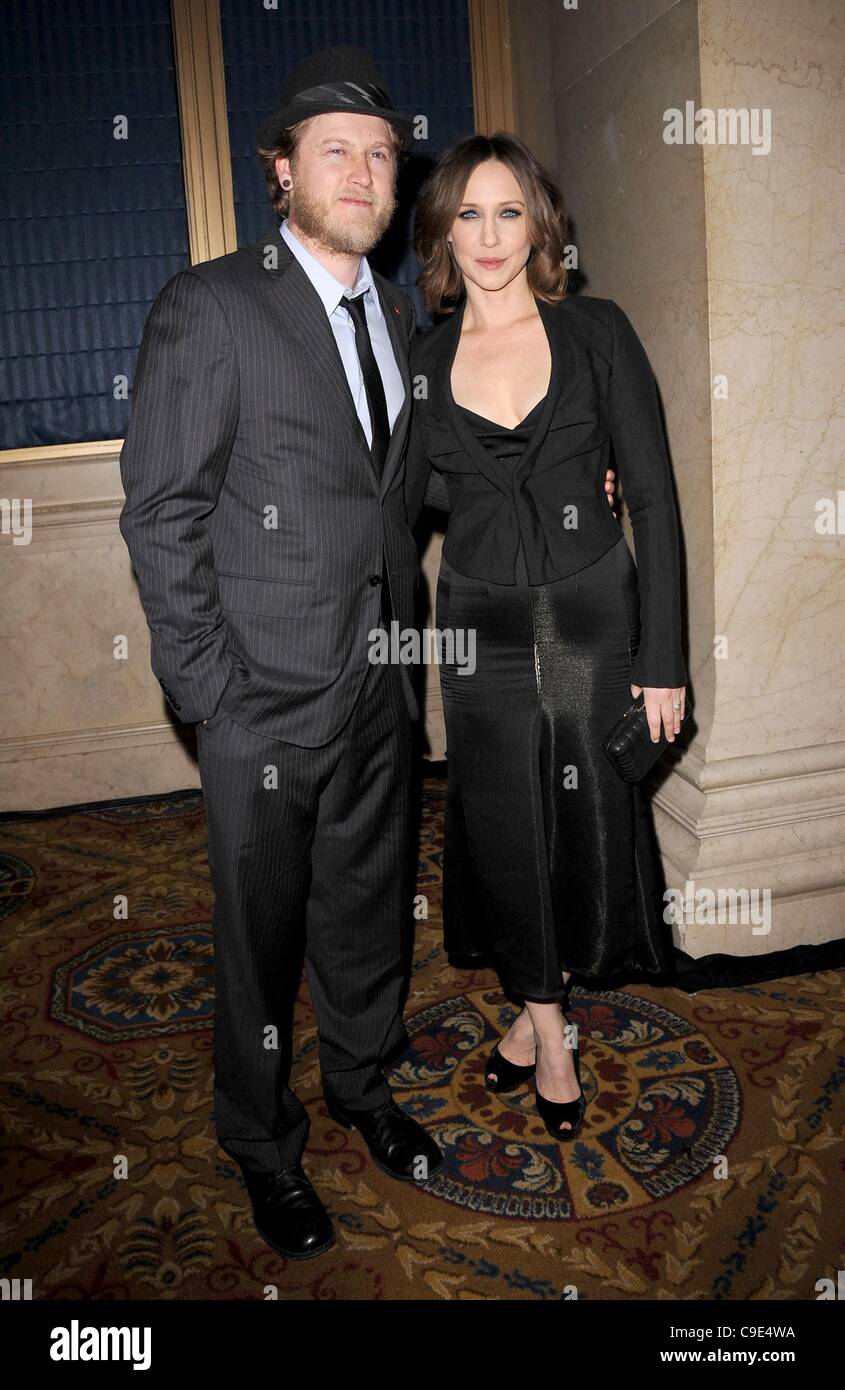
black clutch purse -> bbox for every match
[603,692,692,783]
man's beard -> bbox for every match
[289,183,396,255]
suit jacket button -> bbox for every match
[368,574,382,586]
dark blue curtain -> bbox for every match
[1,1,474,451]
[220,0,474,324]
[1,0,189,449]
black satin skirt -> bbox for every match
[436,535,673,1000]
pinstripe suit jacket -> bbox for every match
[119,226,420,745]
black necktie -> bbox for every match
[343,291,394,625]
[343,291,390,478]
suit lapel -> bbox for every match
[434,301,513,496]
[374,275,412,497]
[249,227,414,496]
[248,226,376,480]
[431,295,581,495]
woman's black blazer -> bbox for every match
[404,294,687,690]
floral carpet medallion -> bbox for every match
[50,929,216,1041]
[389,989,739,1220]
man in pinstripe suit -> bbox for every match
[119,48,442,1261]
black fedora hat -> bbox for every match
[257,45,414,149]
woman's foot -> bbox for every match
[534,1027,581,1131]
[487,973,574,1090]
[486,1006,536,1085]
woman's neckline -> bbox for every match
[456,396,547,432]
[447,298,553,432]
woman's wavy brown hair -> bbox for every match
[414,132,570,315]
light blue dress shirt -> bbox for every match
[279,219,405,445]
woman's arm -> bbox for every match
[606,298,687,690]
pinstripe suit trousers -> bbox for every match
[196,642,412,1173]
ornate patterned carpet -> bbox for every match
[0,778,842,1300]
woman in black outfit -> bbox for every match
[405,134,687,1140]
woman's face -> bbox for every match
[448,159,532,295]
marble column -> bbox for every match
[509,0,845,957]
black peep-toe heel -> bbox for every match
[485,978,576,1095]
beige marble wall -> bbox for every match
[0,447,203,809]
[510,0,845,956]
[418,529,447,761]
[699,0,844,762]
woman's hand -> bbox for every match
[630,685,685,742]
[604,467,616,506]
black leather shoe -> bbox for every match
[447,949,493,969]
[325,1098,444,1183]
[242,1163,335,1260]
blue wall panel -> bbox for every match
[1,0,189,449]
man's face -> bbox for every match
[277,112,398,255]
